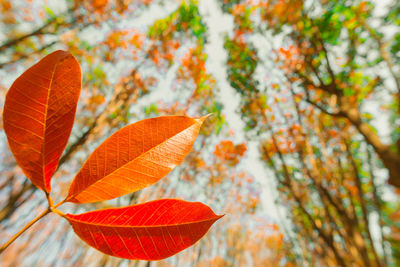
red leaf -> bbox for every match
[3,50,81,192]
[65,199,222,260]
[66,115,207,203]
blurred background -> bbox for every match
[0,0,399,266]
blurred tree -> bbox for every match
[220,0,399,266]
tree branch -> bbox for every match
[0,19,56,53]
[0,41,57,69]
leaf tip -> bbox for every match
[196,113,212,124]
[216,214,225,220]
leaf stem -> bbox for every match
[53,199,66,209]
[0,195,68,254]
[52,208,66,217]
[46,192,54,207]
[0,208,51,254]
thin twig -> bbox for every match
[0,208,51,253]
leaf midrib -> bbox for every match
[67,215,221,228]
[67,117,201,200]
[41,58,61,191]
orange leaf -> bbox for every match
[65,199,222,260]
[3,50,81,192]
[66,115,207,203]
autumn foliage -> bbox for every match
[0,50,221,260]
[1,0,399,266]
[222,0,400,265]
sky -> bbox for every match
[197,0,282,221]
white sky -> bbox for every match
[198,0,282,221]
